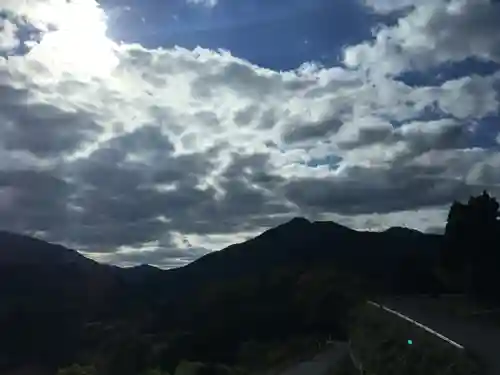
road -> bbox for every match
[273,341,349,375]
[269,295,500,375]
[375,295,500,375]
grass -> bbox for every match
[349,303,485,375]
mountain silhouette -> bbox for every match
[163,218,442,295]
[0,230,93,266]
[0,218,445,374]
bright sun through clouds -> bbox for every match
[24,0,119,79]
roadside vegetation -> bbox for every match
[56,334,342,375]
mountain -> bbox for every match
[0,219,446,375]
[164,218,442,295]
[0,230,92,266]
[0,232,121,373]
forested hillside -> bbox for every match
[2,193,499,375]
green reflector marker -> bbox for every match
[408,340,413,345]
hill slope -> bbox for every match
[0,218,445,374]
[165,218,442,295]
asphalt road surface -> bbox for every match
[376,295,500,375]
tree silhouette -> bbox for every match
[440,191,500,303]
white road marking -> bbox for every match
[367,301,464,350]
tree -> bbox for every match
[440,191,500,303]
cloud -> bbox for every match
[0,0,498,267]
[0,18,20,52]
[346,0,500,76]
[362,0,430,14]
[186,0,219,8]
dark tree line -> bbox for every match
[439,191,500,304]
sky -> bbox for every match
[0,0,499,268]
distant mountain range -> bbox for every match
[0,218,446,375]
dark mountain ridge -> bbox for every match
[164,218,441,292]
[0,230,93,266]
[0,218,445,374]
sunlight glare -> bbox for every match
[27,0,119,79]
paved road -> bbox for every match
[376,296,500,375]
[275,341,349,375]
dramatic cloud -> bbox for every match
[0,0,498,268]
[346,0,500,75]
